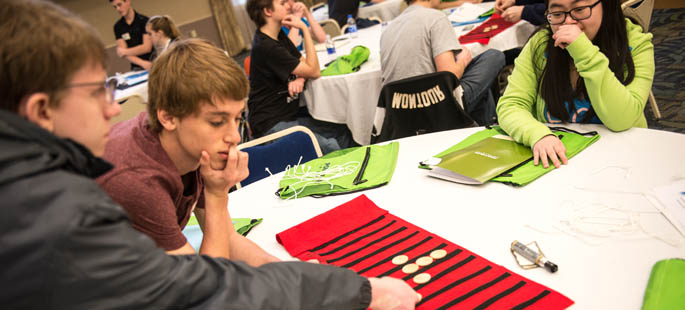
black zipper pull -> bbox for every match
[353,147,371,185]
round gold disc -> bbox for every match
[415,256,434,266]
[492,25,498,29]
[391,255,409,265]
[430,249,447,260]
[402,263,419,274]
[413,273,431,284]
[416,293,422,302]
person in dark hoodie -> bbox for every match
[0,1,418,309]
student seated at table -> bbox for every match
[283,0,326,50]
[128,15,181,70]
[495,0,547,25]
[380,0,505,126]
[328,0,384,31]
[110,0,152,70]
[97,39,280,263]
[496,0,654,168]
[246,0,354,154]
[0,1,417,308]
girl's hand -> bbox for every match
[552,24,583,48]
[532,135,568,168]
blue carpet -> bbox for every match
[648,8,685,133]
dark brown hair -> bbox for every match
[536,0,635,123]
[247,0,275,27]
[0,0,106,112]
[147,39,249,133]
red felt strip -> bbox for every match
[276,194,387,257]
[459,14,517,45]
[276,195,574,309]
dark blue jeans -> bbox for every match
[459,49,505,126]
[265,117,354,155]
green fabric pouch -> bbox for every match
[642,258,685,310]
[321,45,370,76]
[419,125,600,186]
[277,142,399,199]
[186,215,262,236]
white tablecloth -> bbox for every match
[312,0,405,22]
[226,125,685,310]
[303,2,536,145]
[114,71,149,103]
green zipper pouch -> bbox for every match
[186,216,262,236]
[419,125,600,186]
[642,258,685,310]
[321,45,370,76]
[277,142,399,199]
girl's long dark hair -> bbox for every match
[536,0,635,122]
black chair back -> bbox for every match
[371,71,477,143]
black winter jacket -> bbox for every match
[0,110,371,309]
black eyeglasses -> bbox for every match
[546,0,601,25]
[64,77,120,106]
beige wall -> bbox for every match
[58,0,213,47]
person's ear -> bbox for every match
[20,93,56,133]
[157,109,178,131]
[263,6,274,18]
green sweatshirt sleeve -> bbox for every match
[496,31,553,147]
[565,19,654,131]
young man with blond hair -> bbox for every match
[110,0,152,70]
[98,39,276,262]
[0,1,417,308]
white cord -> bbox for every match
[280,159,361,199]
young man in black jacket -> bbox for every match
[0,1,417,309]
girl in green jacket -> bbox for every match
[496,0,654,169]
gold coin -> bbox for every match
[430,249,447,260]
[413,273,431,284]
[492,25,498,30]
[402,263,419,274]
[415,256,433,266]
[417,293,422,302]
[484,27,491,32]
[392,255,409,265]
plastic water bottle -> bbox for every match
[346,14,358,38]
[325,34,336,62]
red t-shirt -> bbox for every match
[97,112,203,251]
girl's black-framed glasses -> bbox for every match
[546,0,602,25]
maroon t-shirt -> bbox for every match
[97,112,203,251]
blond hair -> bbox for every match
[147,39,249,133]
[147,15,181,40]
[0,0,106,112]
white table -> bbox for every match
[312,0,406,22]
[227,125,685,310]
[114,71,149,103]
[303,2,536,145]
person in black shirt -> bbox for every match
[328,0,385,31]
[495,0,546,25]
[246,0,354,154]
[110,0,152,71]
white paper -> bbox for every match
[448,3,487,22]
[653,180,685,237]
